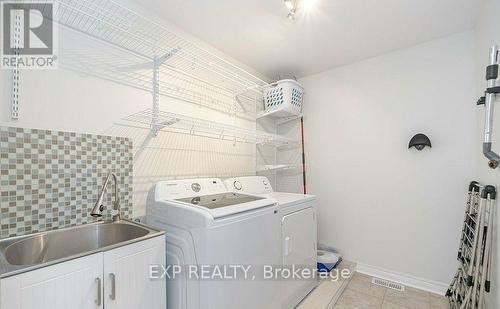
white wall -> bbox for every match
[299,32,477,292]
[0,0,266,217]
[474,0,500,306]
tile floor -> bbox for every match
[298,261,355,309]
[333,272,450,309]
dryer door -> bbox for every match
[282,207,317,308]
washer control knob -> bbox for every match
[191,183,201,192]
[233,181,242,190]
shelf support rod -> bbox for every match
[11,69,20,120]
[10,8,22,120]
[151,56,160,136]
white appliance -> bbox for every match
[146,178,282,309]
[224,176,318,308]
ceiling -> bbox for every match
[137,0,482,79]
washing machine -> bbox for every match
[224,176,318,308]
[146,178,282,309]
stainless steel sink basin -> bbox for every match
[0,220,163,277]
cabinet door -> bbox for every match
[0,253,103,309]
[103,236,166,309]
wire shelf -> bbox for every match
[59,43,152,91]
[257,110,303,125]
[59,41,259,117]
[256,165,301,173]
[122,109,297,147]
[33,0,267,116]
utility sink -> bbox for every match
[0,220,163,277]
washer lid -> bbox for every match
[174,192,277,218]
[176,192,265,209]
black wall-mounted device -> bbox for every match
[408,134,431,151]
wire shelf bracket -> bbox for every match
[150,48,181,136]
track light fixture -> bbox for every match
[284,0,297,20]
[284,0,317,20]
[284,0,295,9]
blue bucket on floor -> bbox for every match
[317,250,342,273]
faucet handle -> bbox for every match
[111,209,120,221]
[90,204,105,217]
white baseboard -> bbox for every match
[356,263,449,296]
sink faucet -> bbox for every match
[91,173,121,221]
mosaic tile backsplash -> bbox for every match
[0,126,133,238]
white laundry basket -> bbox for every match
[263,79,304,117]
